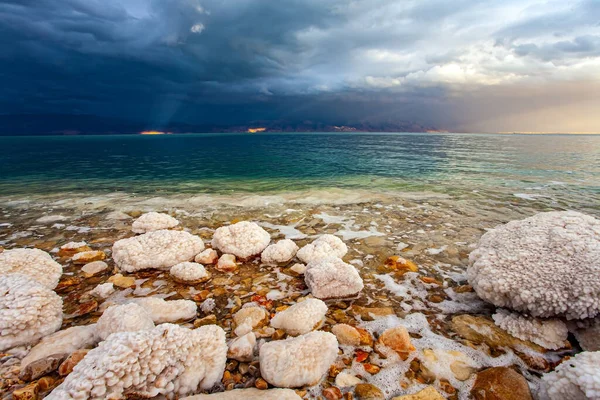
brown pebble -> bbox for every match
[194,314,217,327]
[12,382,39,400]
[354,383,384,399]
[255,378,269,390]
[58,349,89,376]
[323,386,343,400]
[363,363,381,374]
[36,376,56,392]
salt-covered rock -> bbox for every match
[58,242,91,257]
[72,250,106,264]
[296,234,348,264]
[211,221,271,259]
[112,229,205,272]
[216,254,237,272]
[89,282,115,299]
[0,248,63,289]
[290,263,307,275]
[233,306,269,330]
[539,351,600,400]
[492,309,568,350]
[20,325,99,377]
[0,274,63,351]
[96,303,155,340]
[129,297,197,323]
[261,239,299,265]
[259,331,338,387]
[170,262,210,284]
[81,260,109,277]
[468,211,600,320]
[270,298,327,336]
[46,324,227,400]
[227,332,256,362]
[195,248,218,264]
[421,349,477,381]
[182,388,302,399]
[132,212,180,233]
[335,372,362,387]
[375,326,415,360]
[305,257,364,299]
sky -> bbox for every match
[1,0,599,132]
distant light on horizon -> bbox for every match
[140,130,169,135]
[247,127,266,133]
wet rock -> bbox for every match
[36,376,57,392]
[108,273,136,288]
[216,254,238,272]
[195,248,218,265]
[391,386,445,400]
[233,307,269,330]
[255,378,269,390]
[72,250,105,264]
[332,324,361,346]
[194,315,217,327]
[290,263,307,275]
[323,386,343,400]
[421,349,476,381]
[384,256,418,272]
[55,277,81,292]
[81,261,109,277]
[20,354,67,381]
[58,242,91,257]
[354,383,385,399]
[376,326,415,360]
[58,349,89,376]
[352,306,394,321]
[471,367,533,400]
[335,372,362,387]
[363,363,381,374]
[67,300,98,318]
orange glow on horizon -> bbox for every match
[140,130,168,135]
[247,127,266,133]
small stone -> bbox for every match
[335,372,362,387]
[58,242,91,257]
[19,354,67,381]
[81,261,109,277]
[323,386,343,400]
[228,332,256,362]
[471,367,533,400]
[255,378,269,390]
[216,254,238,272]
[233,307,269,329]
[363,363,381,374]
[108,273,136,288]
[194,314,217,327]
[355,383,384,399]
[195,248,219,264]
[88,282,115,299]
[255,326,276,338]
[376,326,415,360]
[290,263,307,275]
[332,324,361,346]
[352,306,394,321]
[55,277,81,292]
[384,256,418,272]
[58,349,89,376]
[391,386,445,400]
[72,250,106,264]
[12,382,39,400]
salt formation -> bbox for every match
[46,324,228,400]
[21,325,98,372]
[569,318,600,351]
[58,241,90,256]
[304,257,364,299]
[261,239,299,265]
[129,297,197,323]
[89,282,115,299]
[211,221,271,259]
[0,248,63,289]
[233,306,269,331]
[170,262,210,284]
[468,211,600,319]
[112,229,204,272]
[539,351,600,399]
[227,332,256,362]
[259,331,338,387]
[132,212,180,233]
[270,298,328,335]
[492,309,568,350]
[195,248,218,264]
[96,303,155,340]
[296,234,348,263]
[216,254,237,272]
[182,388,302,399]
[0,274,63,351]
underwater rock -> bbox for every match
[471,367,533,400]
[375,325,415,360]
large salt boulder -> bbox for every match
[0,274,63,351]
[261,239,299,265]
[170,262,211,284]
[539,351,600,400]
[492,309,568,350]
[183,388,302,399]
[20,325,99,376]
[0,248,62,289]
[46,324,227,400]
[112,229,205,272]
[129,297,197,323]
[211,221,271,259]
[296,234,347,264]
[96,303,155,341]
[259,331,338,387]
[304,257,364,299]
[468,211,600,319]
[270,298,327,336]
[132,212,180,234]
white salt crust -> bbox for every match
[304,257,364,299]
[296,234,348,264]
[211,221,271,259]
[261,239,299,265]
[539,351,600,400]
[492,309,568,350]
[0,248,63,289]
[270,298,328,336]
[132,212,180,233]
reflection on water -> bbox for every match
[0,133,599,209]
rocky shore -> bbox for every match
[0,193,598,399]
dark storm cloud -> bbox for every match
[0,0,599,131]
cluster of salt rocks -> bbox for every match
[467,210,600,399]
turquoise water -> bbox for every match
[1,133,599,209]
